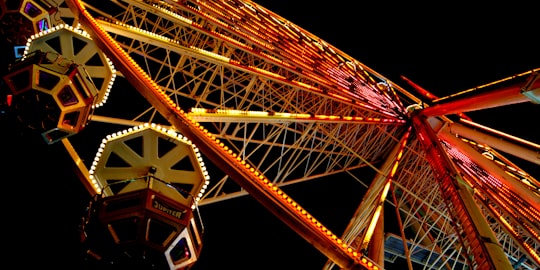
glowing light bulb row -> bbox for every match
[293,80,319,91]
[23,24,89,61]
[88,123,210,201]
[152,3,194,25]
[460,137,540,194]
[189,45,231,62]
[245,64,286,80]
[92,55,117,109]
[112,20,180,46]
[328,92,351,102]
[92,71,116,108]
[189,108,405,124]
[28,23,90,42]
[524,245,540,268]
[193,146,211,208]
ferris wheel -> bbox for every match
[1,0,539,269]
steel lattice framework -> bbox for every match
[7,0,539,269]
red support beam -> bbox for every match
[422,80,538,117]
[411,112,513,270]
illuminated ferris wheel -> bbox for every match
[1,0,539,269]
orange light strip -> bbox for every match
[361,126,412,250]
[189,108,406,124]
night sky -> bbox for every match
[1,1,538,269]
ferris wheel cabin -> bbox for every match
[2,50,98,144]
[80,124,209,269]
